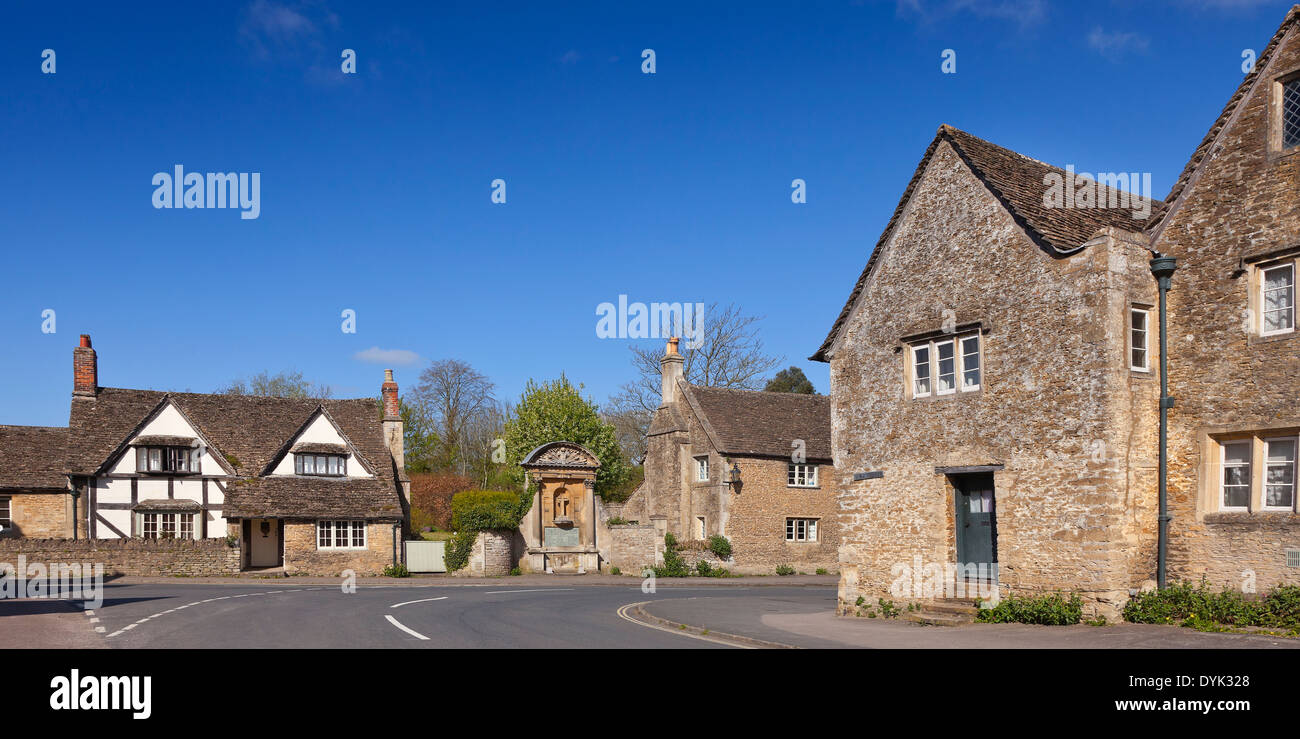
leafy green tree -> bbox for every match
[502,375,629,497]
[764,366,815,394]
[401,400,440,474]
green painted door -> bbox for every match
[954,472,997,575]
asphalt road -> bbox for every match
[72,582,837,649]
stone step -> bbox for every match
[905,611,973,627]
[920,600,980,616]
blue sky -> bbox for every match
[0,0,1293,425]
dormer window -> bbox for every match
[296,453,347,477]
[135,446,199,474]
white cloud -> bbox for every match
[352,347,422,366]
[894,0,1049,27]
[1087,26,1151,59]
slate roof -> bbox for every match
[65,388,405,520]
[810,125,1162,362]
[680,385,833,462]
[0,425,69,491]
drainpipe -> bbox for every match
[1149,254,1177,590]
[392,523,398,568]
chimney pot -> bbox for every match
[79,334,92,348]
[381,370,400,420]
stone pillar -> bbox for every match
[480,529,513,576]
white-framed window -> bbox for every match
[296,453,347,477]
[695,456,709,482]
[136,446,199,473]
[695,516,706,539]
[912,344,931,397]
[787,463,818,487]
[0,496,10,530]
[1220,441,1251,511]
[785,517,818,542]
[1262,263,1295,335]
[1130,307,1150,371]
[910,332,982,398]
[140,512,194,540]
[935,339,956,395]
[317,520,366,550]
[1264,437,1297,510]
[960,335,981,390]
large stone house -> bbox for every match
[814,7,1300,618]
[0,335,409,575]
[623,338,840,573]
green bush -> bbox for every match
[451,490,524,531]
[445,529,477,572]
[509,567,522,576]
[1123,581,1300,632]
[382,563,410,578]
[706,534,732,559]
[976,592,1083,625]
[775,564,795,576]
[815,568,828,575]
[609,566,621,576]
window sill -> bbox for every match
[317,546,368,551]
[1248,329,1297,347]
[1204,511,1300,525]
[786,485,821,490]
[138,470,199,477]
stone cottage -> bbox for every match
[622,338,840,574]
[814,7,1300,619]
[0,335,410,575]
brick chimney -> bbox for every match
[381,369,407,499]
[660,336,684,406]
[73,334,97,398]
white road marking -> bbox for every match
[390,596,448,609]
[384,614,429,640]
[615,602,751,649]
[483,588,575,595]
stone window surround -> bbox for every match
[693,454,709,483]
[1240,248,1300,344]
[0,495,9,529]
[1268,67,1300,161]
[787,463,819,488]
[905,331,984,400]
[317,519,367,550]
[1200,426,1300,516]
[1129,305,1151,372]
[785,516,819,542]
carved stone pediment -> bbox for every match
[521,441,601,470]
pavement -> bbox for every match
[2,576,1296,649]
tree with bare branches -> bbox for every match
[611,302,784,415]
[410,359,497,475]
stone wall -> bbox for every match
[1150,18,1300,595]
[0,537,240,577]
[725,457,840,574]
[827,139,1157,620]
[282,521,396,577]
[604,524,660,573]
[4,492,74,538]
[456,529,514,576]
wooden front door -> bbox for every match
[953,472,997,577]
[249,518,281,567]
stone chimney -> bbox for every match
[381,369,406,488]
[660,337,684,406]
[73,334,97,398]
